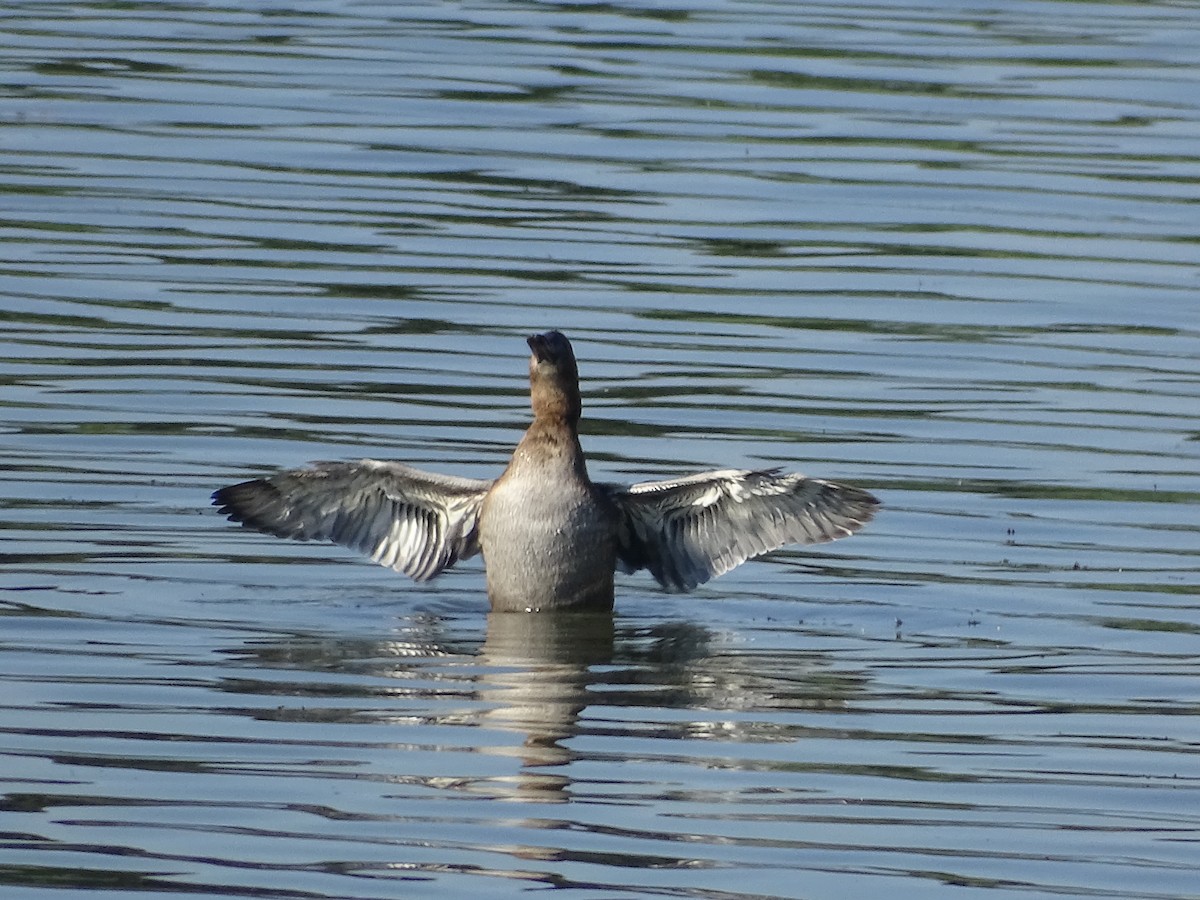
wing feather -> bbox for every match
[213,460,492,582]
[602,469,878,592]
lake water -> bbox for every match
[2,1,1199,898]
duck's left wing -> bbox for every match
[601,469,878,592]
[213,460,493,582]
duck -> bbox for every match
[213,331,878,612]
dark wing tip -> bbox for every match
[211,478,298,538]
[833,482,881,523]
[212,480,248,519]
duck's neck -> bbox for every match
[509,414,589,480]
[529,372,581,424]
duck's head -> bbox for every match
[527,330,581,422]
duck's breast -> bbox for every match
[479,475,618,612]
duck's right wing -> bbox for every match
[603,469,878,592]
[213,460,493,581]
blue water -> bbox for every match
[2,1,1199,898]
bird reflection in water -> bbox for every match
[223,606,863,808]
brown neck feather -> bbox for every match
[529,358,581,425]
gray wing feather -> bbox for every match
[213,460,492,582]
[603,469,878,592]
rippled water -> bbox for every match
[3,1,1199,898]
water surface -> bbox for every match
[2,2,1199,898]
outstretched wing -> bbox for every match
[603,469,878,592]
[213,460,493,582]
